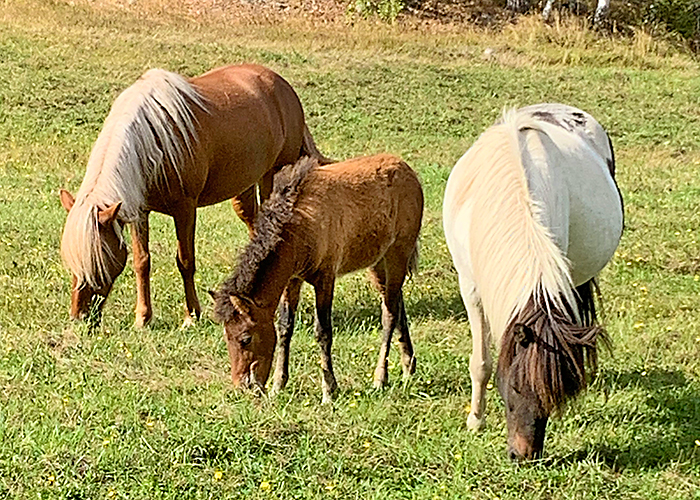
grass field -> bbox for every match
[1,1,700,498]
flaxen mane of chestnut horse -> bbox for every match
[60,64,329,327]
[443,104,623,461]
[212,154,423,403]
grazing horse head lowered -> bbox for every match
[213,154,423,403]
[60,64,329,328]
[443,103,623,460]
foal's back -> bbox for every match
[296,154,423,276]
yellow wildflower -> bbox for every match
[214,470,223,481]
[260,480,271,491]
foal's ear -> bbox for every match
[514,324,534,347]
[98,202,122,226]
[229,294,255,313]
[59,189,75,212]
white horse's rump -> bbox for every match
[442,103,622,455]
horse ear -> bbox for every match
[98,202,122,226]
[514,324,534,347]
[59,190,75,212]
[229,294,256,313]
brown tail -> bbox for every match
[407,241,420,278]
[302,123,334,165]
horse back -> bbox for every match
[181,64,307,207]
[518,109,623,286]
[298,154,423,276]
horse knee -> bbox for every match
[470,354,492,383]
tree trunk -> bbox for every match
[506,0,530,14]
[593,0,610,26]
[542,0,555,21]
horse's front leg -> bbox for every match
[231,184,258,237]
[131,215,152,328]
[461,277,492,431]
[173,201,200,327]
[271,278,303,396]
[313,277,338,404]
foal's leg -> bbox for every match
[231,184,258,236]
[370,260,407,389]
[396,293,416,379]
[271,278,303,396]
[461,277,492,431]
[131,215,152,328]
[173,201,200,327]
[313,277,338,404]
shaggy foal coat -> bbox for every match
[213,154,423,402]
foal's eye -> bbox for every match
[239,335,252,348]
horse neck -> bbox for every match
[248,230,306,310]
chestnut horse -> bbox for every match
[443,104,623,460]
[212,154,423,403]
[60,64,329,327]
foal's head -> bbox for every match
[497,299,605,461]
[60,190,128,322]
[212,292,276,392]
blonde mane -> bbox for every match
[61,68,205,288]
[461,109,577,341]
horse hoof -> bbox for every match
[467,412,485,432]
[133,314,152,329]
[180,316,195,329]
[402,355,417,377]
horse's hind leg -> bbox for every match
[131,215,152,328]
[461,276,492,431]
[396,293,416,379]
[173,201,200,327]
[271,278,303,396]
[313,276,338,404]
[370,259,411,388]
[231,184,258,237]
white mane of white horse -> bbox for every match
[446,108,585,341]
[61,68,204,288]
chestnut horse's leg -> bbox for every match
[460,276,492,431]
[131,215,152,328]
[259,169,275,202]
[231,184,258,236]
[173,201,200,326]
[271,278,303,396]
[313,276,338,404]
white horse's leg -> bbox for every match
[460,277,492,432]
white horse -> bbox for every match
[443,103,623,460]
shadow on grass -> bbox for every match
[554,368,700,471]
[330,291,466,331]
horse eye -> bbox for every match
[240,335,252,348]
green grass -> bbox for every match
[1,1,700,498]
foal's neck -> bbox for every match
[249,229,306,310]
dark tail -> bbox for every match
[302,123,334,165]
[407,241,420,278]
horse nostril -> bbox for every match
[508,448,521,462]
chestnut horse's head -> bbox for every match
[60,190,128,322]
[497,297,605,462]
[211,291,276,393]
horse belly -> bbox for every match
[565,160,623,286]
